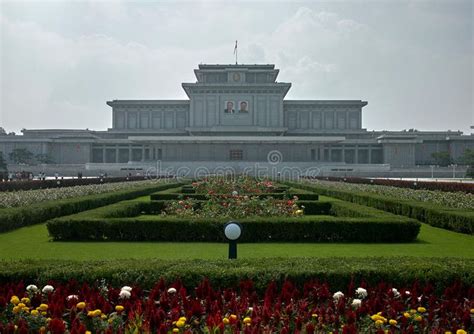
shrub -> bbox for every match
[289,181,474,234]
[0,182,183,233]
[47,214,420,243]
[0,258,472,292]
[149,192,319,200]
[0,176,174,192]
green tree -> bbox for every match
[0,151,7,171]
[9,148,34,164]
[459,148,474,178]
[35,153,54,164]
[431,151,452,167]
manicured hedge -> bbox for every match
[149,192,319,200]
[288,181,474,234]
[302,176,474,194]
[47,214,420,243]
[0,182,183,233]
[0,176,174,192]
[0,257,472,292]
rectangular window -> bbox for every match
[311,149,316,161]
[229,150,243,161]
[157,148,163,160]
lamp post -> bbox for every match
[224,221,242,259]
[429,165,435,179]
[450,164,457,179]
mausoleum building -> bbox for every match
[1,64,473,175]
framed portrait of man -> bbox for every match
[224,101,235,114]
[239,101,249,113]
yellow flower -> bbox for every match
[470,309,474,314]
[172,329,179,333]
[101,314,107,319]
[93,309,102,317]
[410,309,417,314]
[115,305,124,312]
[389,319,397,326]
[12,306,20,314]
[31,309,39,316]
[375,319,384,327]
[38,304,48,312]
[445,332,452,334]
[230,314,237,321]
[243,317,251,324]
[178,316,186,322]
[18,302,26,308]
[456,330,467,334]
[10,296,20,305]
[176,320,185,328]
[86,331,92,334]
[311,313,318,318]
[76,302,86,310]
[41,311,47,316]
[223,317,230,325]
[414,315,422,322]
[22,306,30,313]
[403,312,411,319]
[417,307,426,313]
[21,297,30,304]
[87,311,94,317]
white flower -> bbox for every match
[67,295,79,301]
[119,290,131,299]
[333,291,344,301]
[26,285,38,292]
[351,298,362,309]
[232,190,238,196]
[404,290,411,296]
[355,287,367,299]
[121,286,132,292]
[248,307,254,312]
[167,287,177,294]
[391,288,400,298]
[42,285,54,293]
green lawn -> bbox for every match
[0,222,472,261]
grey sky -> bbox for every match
[1,0,472,134]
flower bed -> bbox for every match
[301,180,474,210]
[192,177,277,195]
[0,180,174,209]
[0,182,182,233]
[46,195,420,242]
[302,176,474,194]
[0,176,173,193]
[161,195,303,219]
[0,279,472,333]
[289,181,474,234]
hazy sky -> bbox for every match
[0,0,472,134]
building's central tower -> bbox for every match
[182,64,291,135]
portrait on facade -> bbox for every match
[239,101,249,113]
[224,101,235,114]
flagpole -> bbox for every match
[234,40,238,65]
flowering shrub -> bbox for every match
[0,280,472,333]
[162,195,303,218]
[0,180,168,208]
[192,177,276,195]
[303,176,474,194]
[303,180,474,210]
